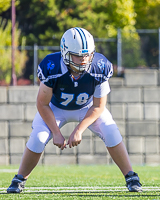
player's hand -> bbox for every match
[67,129,82,148]
[53,133,66,150]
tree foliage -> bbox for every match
[0,18,28,84]
[133,0,160,29]
[15,0,60,45]
[15,0,138,69]
[0,0,160,83]
[57,0,136,38]
[14,0,136,45]
[133,0,160,68]
[0,0,11,14]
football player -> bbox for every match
[7,27,142,193]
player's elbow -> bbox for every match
[92,105,105,116]
[36,98,46,113]
[36,97,42,110]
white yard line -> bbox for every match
[0,186,160,193]
[0,169,18,173]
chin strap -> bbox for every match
[71,74,81,81]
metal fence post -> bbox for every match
[159,28,160,70]
[33,43,38,85]
[11,0,17,86]
[117,28,122,76]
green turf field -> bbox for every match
[0,165,160,199]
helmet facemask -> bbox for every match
[67,51,94,75]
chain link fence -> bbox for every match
[0,29,160,85]
[117,28,160,76]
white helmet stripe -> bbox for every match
[75,27,87,49]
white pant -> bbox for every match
[26,102,122,153]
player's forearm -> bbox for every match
[76,105,104,133]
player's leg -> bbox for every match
[7,104,66,193]
[7,147,42,194]
[16,103,79,180]
[7,124,52,193]
[88,107,142,192]
[18,147,42,179]
[18,115,55,177]
[107,141,132,175]
[106,141,142,192]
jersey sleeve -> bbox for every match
[37,55,57,88]
[93,81,110,98]
[99,55,113,82]
[90,53,113,85]
[90,53,113,98]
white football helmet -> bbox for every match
[60,27,95,74]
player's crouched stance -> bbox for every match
[7,27,142,193]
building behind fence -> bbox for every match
[0,69,160,165]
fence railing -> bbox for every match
[0,28,160,85]
[117,28,160,76]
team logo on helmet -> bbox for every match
[61,38,68,51]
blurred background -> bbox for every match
[0,0,160,85]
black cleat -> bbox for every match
[7,174,27,193]
[125,171,142,192]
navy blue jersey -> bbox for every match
[37,52,113,110]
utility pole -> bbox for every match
[11,0,17,85]
[117,28,122,76]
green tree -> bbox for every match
[2,0,155,78]
[14,0,136,45]
[15,0,138,69]
[121,31,147,68]
[133,0,160,29]
[15,0,60,45]
[56,0,141,69]
[57,0,136,38]
[0,18,28,84]
[133,0,160,68]
[0,0,11,13]
[0,0,28,84]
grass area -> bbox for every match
[0,165,160,199]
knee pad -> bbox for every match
[100,124,122,147]
[26,127,51,153]
[104,124,122,147]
